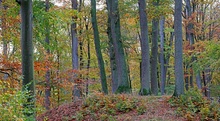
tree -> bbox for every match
[20,0,35,117]
[106,0,131,93]
[151,0,159,95]
[71,0,80,99]
[106,3,118,93]
[173,0,184,97]
[159,16,166,95]
[91,0,108,94]
[45,0,51,110]
[138,0,151,95]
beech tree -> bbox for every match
[19,0,35,117]
[91,0,108,94]
[45,0,50,110]
[151,0,159,95]
[106,0,131,93]
[71,0,80,99]
[174,0,184,96]
[138,0,151,95]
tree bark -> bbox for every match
[20,0,35,118]
[91,0,108,94]
[160,16,166,95]
[71,0,80,99]
[107,17,118,93]
[173,0,184,96]
[151,17,159,95]
[44,0,51,110]
[85,20,90,96]
[138,0,151,95]
[107,0,130,93]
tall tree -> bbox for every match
[151,0,159,95]
[138,0,151,95]
[91,0,108,94]
[173,0,184,96]
[71,0,80,99]
[45,0,51,110]
[107,0,131,93]
[106,1,118,93]
[160,16,166,95]
[19,0,35,117]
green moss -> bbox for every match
[116,86,131,94]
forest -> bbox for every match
[0,0,220,120]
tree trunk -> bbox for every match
[186,0,194,89]
[20,0,35,118]
[196,71,202,89]
[151,17,159,95]
[173,0,184,97]
[107,17,118,93]
[91,0,108,94]
[160,16,166,95]
[85,20,90,96]
[71,0,80,99]
[138,0,151,95]
[1,1,8,80]
[44,0,51,110]
[107,0,130,93]
[79,0,84,72]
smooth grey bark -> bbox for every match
[106,1,118,93]
[107,0,130,93]
[138,0,151,95]
[173,0,184,97]
[185,0,194,89]
[20,0,35,117]
[91,0,108,94]
[185,0,194,45]
[196,71,202,89]
[160,16,166,95]
[44,0,51,110]
[71,0,80,99]
[151,18,159,95]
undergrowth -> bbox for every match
[169,88,220,121]
[71,94,147,121]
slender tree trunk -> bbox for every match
[1,1,8,80]
[160,16,166,95]
[44,0,51,110]
[20,0,35,117]
[1,1,7,57]
[173,0,184,96]
[85,20,90,96]
[71,0,80,99]
[151,17,159,95]
[79,0,84,72]
[107,0,130,93]
[138,0,151,95]
[186,0,194,88]
[91,0,108,94]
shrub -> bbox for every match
[0,80,37,121]
[169,88,220,120]
[75,94,147,120]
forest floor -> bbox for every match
[37,95,188,121]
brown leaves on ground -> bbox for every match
[37,95,185,121]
